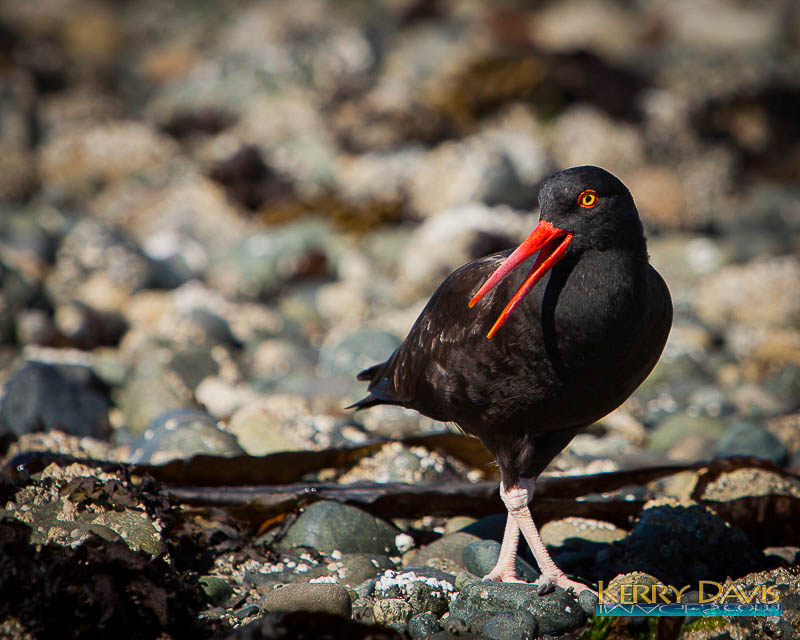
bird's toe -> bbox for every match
[482,569,525,583]
[536,572,595,596]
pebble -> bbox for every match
[714,421,789,465]
[261,583,352,618]
[0,361,111,440]
[129,409,244,464]
[279,501,400,556]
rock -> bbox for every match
[0,361,110,440]
[647,414,726,454]
[338,442,464,485]
[395,204,529,302]
[599,572,665,603]
[195,377,257,419]
[403,532,481,574]
[628,167,689,230]
[372,598,411,630]
[482,610,538,640]
[53,302,128,349]
[318,329,401,380]
[407,611,440,638]
[712,565,800,640]
[227,399,306,456]
[406,130,547,218]
[541,518,627,548]
[129,409,245,464]
[199,576,236,606]
[373,568,457,616]
[208,222,331,301]
[551,106,644,178]
[338,554,395,588]
[450,582,586,636]
[40,121,179,197]
[262,583,352,618]
[462,540,539,583]
[606,503,765,585]
[45,219,155,311]
[115,338,199,434]
[698,468,800,501]
[714,421,789,465]
[694,257,800,329]
[2,462,163,555]
[279,501,400,556]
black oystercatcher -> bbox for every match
[350,166,672,594]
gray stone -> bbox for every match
[450,582,586,636]
[647,414,726,454]
[0,361,110,440]
[339,553,395,588]
[462,540,539,583]
[209,222,331,301]
[318,329,401,379]
[482,610,538,640]
[129,409,245,464]
[714,421,789,465]
[261,583,352,617]
[279,501,400,556]
[408,611,441,638]
[403,531,481,575]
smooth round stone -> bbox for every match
[129,409,244,464]
[227,399,304,456]
[647,414,726,454]
[279,501,400,556]
[339,553,396,588]
[462,540,538,583]
[482,610,538,640]
[261,583,351,618]
[714,421,789,465]
[318,329,401,379]
[402,532,481,574]
[407,612,440,638]
[0,361,111,440]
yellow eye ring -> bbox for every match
[578,189,598,209]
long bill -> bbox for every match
[468,220,573,339]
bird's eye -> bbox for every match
[578,189,598,209]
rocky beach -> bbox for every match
[0,0,799,638]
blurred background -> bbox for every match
[0,0,799,472]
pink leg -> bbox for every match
[482,511,524,582]
[503,478,596,596]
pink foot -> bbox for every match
[482,567,525,583]
[536,571,596,596]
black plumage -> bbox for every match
[350,165,672,591]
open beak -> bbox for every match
[468,220,573,339]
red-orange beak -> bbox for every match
[468,220,573,339]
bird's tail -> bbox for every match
[344,394,383,411]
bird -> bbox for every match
[349,165,672,595]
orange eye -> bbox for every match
[578,189,598,209]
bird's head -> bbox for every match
[469,165,646,338]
